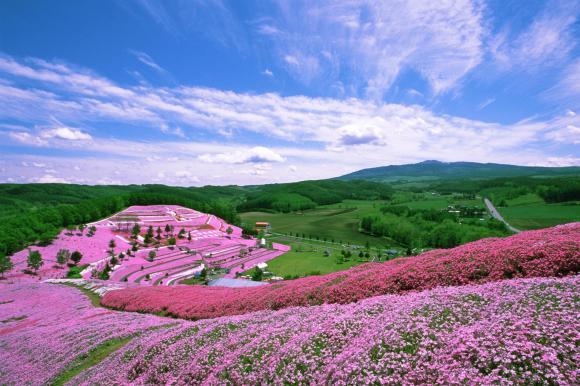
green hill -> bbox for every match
[338,160,580,182]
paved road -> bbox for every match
[484,198,521,233]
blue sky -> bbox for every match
[0,0,578,186]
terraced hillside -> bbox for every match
[4,205,287,286]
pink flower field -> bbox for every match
[102,223,580,320]
[0,282,177,385]
[1,276,577,385]
[4,205,286,286]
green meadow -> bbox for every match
[240,200,394,248]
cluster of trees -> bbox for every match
[0,185,240,258]
[238,180,393,213]
[429,176,580,204]
[361,207,508,249]
[0,247,85,279]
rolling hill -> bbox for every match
[338,160,580,182]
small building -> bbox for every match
[255,222,271,233]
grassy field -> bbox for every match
[240,200,395,248]
[501,202,580,229]
[245,237,369,277]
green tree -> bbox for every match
[251,266,263,282]
[56,249,70,267]
[146,225,154,238]
[148,250,156,261]
[27,250,43,274]
[78,224,87,234]
[0,254,13,278]
[71,250,83,265]
[226,226,233,237]
[168,237,176,246]
[131,223,141,239]
[187,232,192,242]
[156,226,162,239]
[178,228,186,239]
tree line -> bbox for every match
[0,188,239,257]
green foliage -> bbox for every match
[0,254,13,277]
[27,250,43,273]
[237,180,393,212]
[0,183,241,256]
[71,251,83,265]
[251,266,263,282]
[131,223,141,238]
[56,249,70,266]
[66,265,87,279]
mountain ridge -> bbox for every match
[337,160,580,181]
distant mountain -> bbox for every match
[337,160,580,182]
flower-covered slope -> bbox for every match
[102,223,580,320]
[73,277,580,384]
[0,282,174,385]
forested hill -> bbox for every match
[0,184,243,256]
[0,180,391,255]
[338,160,580,182]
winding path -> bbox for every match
[484,198,521,233]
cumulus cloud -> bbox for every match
[335,121,386,147]
[40,127,92,141]
[0,53,578,186]
[199,146,285,164]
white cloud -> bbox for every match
[262,69,274,77]
[335,120,386,147]
[478,98,496,110]
[544,59,580,106]
[199,146,285,164]
[35,174,69,183]
[9,131,47,146]
[130,50,167,75]
[490,2,578,70]
[264,0,485,97]
[40,127,92,141]
[0,53,578,186]
[174,170,200,183]
[257,24,282,35]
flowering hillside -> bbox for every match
[3,277,576,384]
[5,205,286,285]
[0,282,174,385]
[102,223,580,320]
